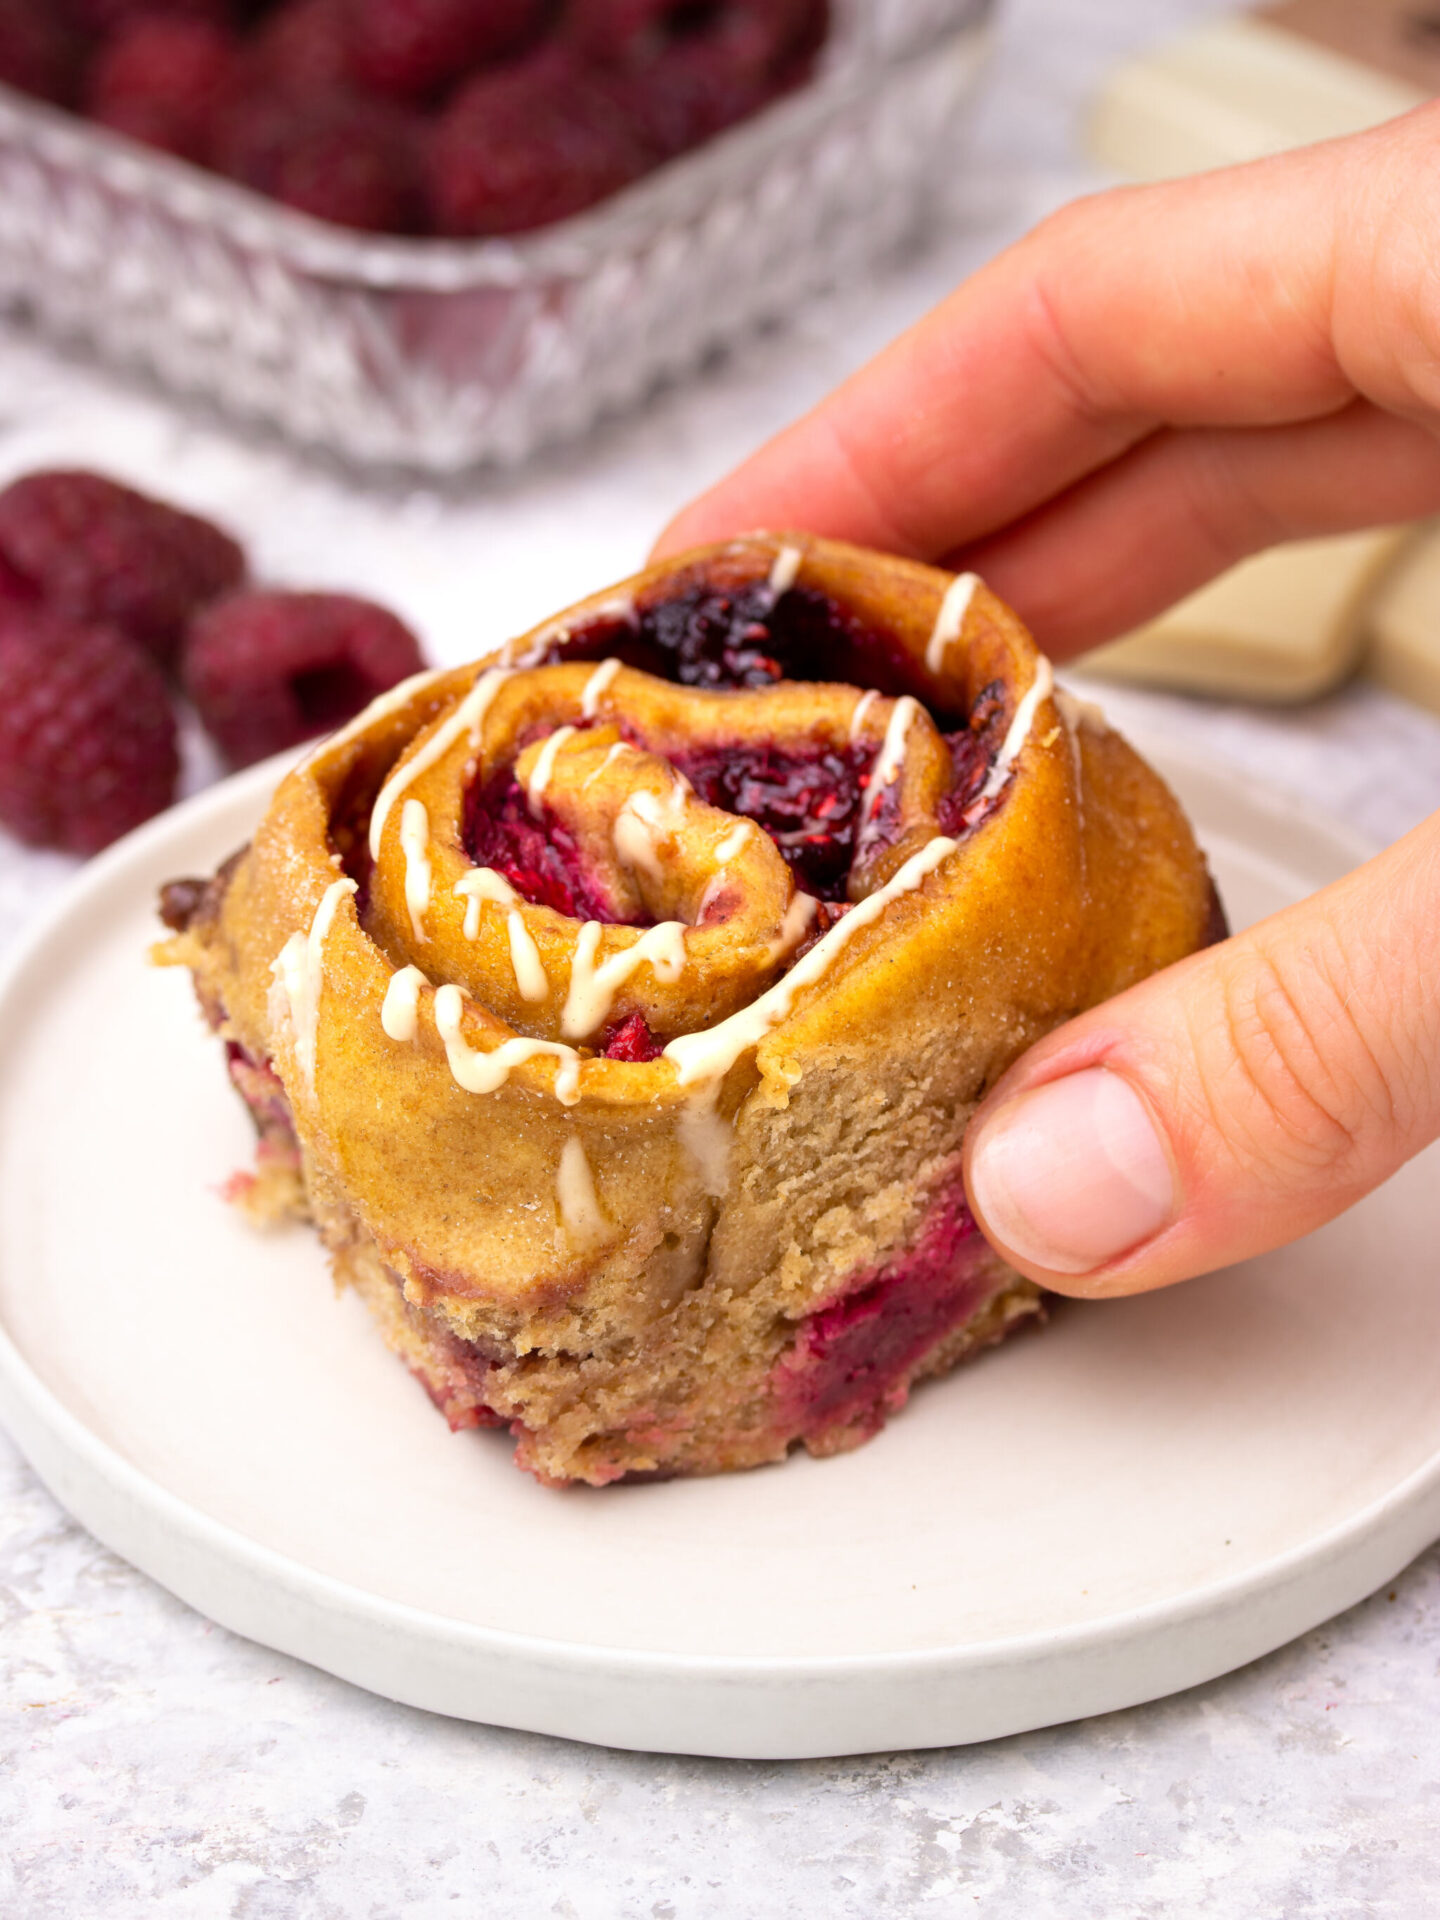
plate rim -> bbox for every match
[1,738,1434,1756]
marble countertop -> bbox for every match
[3,1,1439,1912]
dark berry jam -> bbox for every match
[449,581,999,923]
[543,580,966,723]
[672,738,873,901]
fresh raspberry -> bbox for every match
[427,53,651,236]
[246,0,353,97]
[0,606,179,855]
[598,42,776,159]
[182,590,427,766]
[567,0,821,78]
[214,87,423,232]
[73,0,237,33]
[0,0,86,108]
[87,18,242,163]
[0,471,246,667]
[343,0,545,102]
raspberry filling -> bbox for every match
[542,580,965,719]
[463,769,647,925]
[454,581,1004,922]
[771,1188,999,1441]
[672,738,873,901]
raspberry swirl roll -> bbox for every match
[161,535,1220,1486]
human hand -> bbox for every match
[654,109,1440,1296]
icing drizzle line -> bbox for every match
[434,984,581,1104]
[974,656,1054,808]
[381,963,428,1042]
[271,876,358,1096]
[399,799,431,941]
[581,657,623,718]
[862,695,919,826]
[925,572,980,675]
[370,667,513,860]
[663,837,957,1087]
[557,1135,607,1244]
[561,919,687,1042]
[768,544,802,595]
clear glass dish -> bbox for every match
[0,0,994,471]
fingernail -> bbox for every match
[968,1068,1176,1274]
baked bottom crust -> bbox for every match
[324,1180,1045,1487]
[170,958,1047,1487]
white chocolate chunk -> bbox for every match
[1086,15,1424,184]
[1364,523,1440,716]
[1082,531,1411,702]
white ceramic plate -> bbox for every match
[1,732,1437,1760]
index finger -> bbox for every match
[653,122,1380,563]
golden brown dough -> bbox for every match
[160,534,1218,1485]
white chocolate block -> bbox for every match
[1086,15,1424,181]
[1363,524,1440,716]
[1081,529,1413,702]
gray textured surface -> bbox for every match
[3,0,1440,1912]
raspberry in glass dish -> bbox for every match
[0,0,86,109]
[0,470,245,669]
[87,18,243,163]
[0,605,178,854]
[0,0,833,235]
[212,86,424,232]
[342,0,547,103]
[426,52,651,237]
[74,0,238,30]
[159,533,1224,1486]
[245,0,355,96]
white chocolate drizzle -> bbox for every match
[507,910,549,1003]
[556,1135,607,1244]
[714,821,754,864]
[612,781,688,886]
[580,657,623,718]
[677,1081,732,1197]
[663,836,956,1086]
[849,689,879,741]
[1053,686,1109,736]
[767,889,820,961]
[303,666,446,768]
[561,918,688,1042]
[399,799,432,941]
[525,724,576,814]
[768,544,802,595]
[433,983,582,1105]
[514,594,636,667]
[270,876,357,1096]
[862,695,919,825]
[925,572,980,675]
[584,741,634,790]
[974,656,1055,808]
[454,867,520,940]
[381,963,428,1042]
[369,667,513,859]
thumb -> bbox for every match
[962,810,1440,1296]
